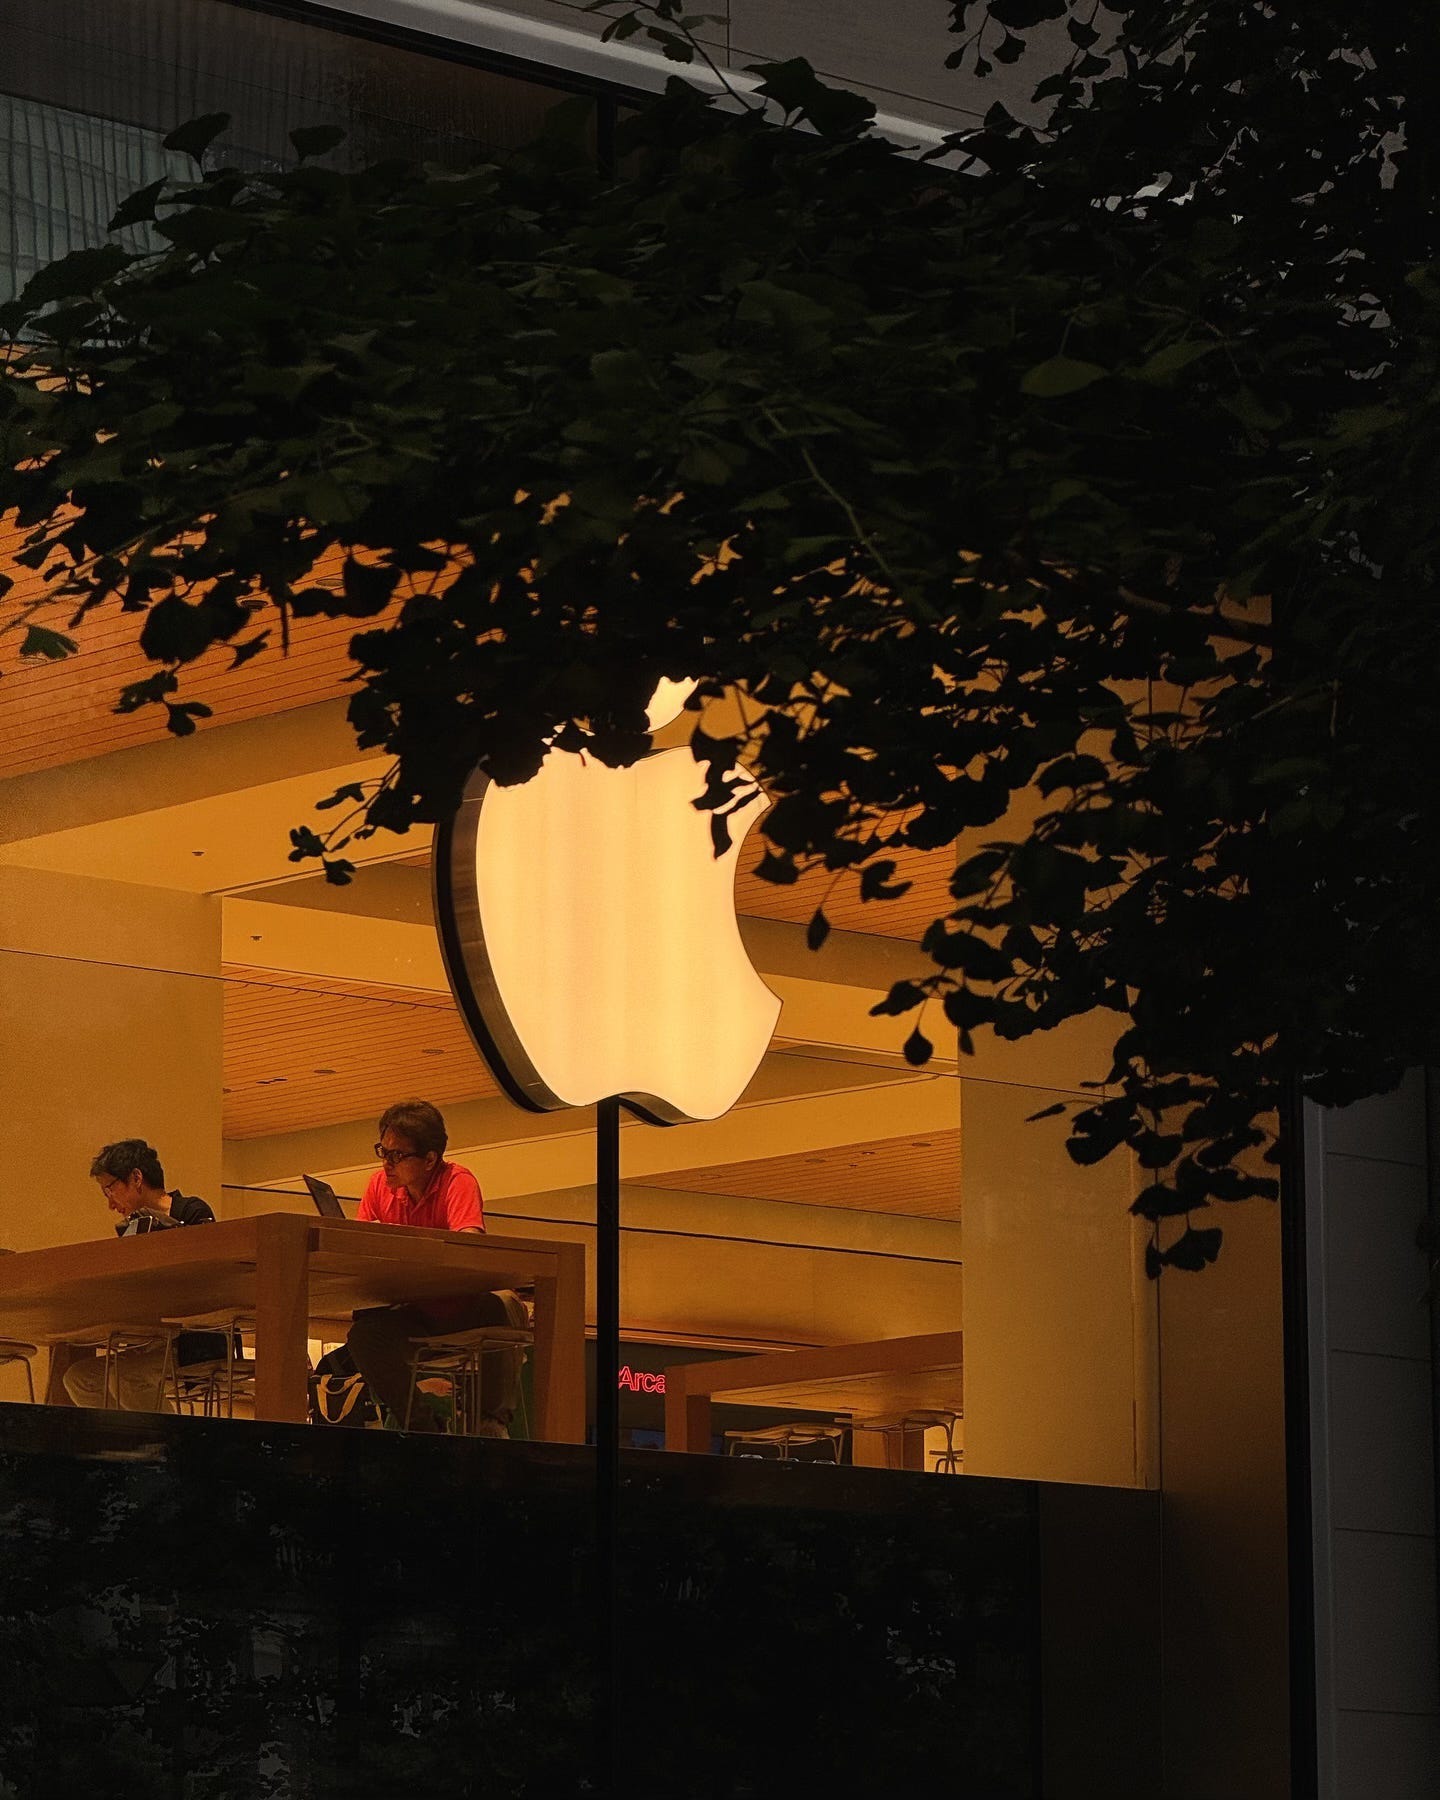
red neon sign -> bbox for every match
[618,1365,666,1395]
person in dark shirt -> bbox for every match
[63,1139,226,1410]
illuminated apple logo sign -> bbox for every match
[435,680,781,1125]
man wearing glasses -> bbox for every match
[64,1139,226,1410]
[343,1099,514,1432]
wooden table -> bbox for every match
[0,1213,586,1441]
[663,1331,964,1469]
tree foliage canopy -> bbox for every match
[2,2,1437,1269]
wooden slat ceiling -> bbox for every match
[2,518,959,942]
[0,517,392,779]
[223,964,498,1141]
[646,1129,962,1222]
[732,844,955,943]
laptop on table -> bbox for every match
[302,1175,347,1219]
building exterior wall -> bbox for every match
[11,14,1433,1800]
[1156,1173,1290,1796]
[1307,1072,1440,1797]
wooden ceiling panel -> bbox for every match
[0,516,394,778]
[223,965,498,1140]
[647,1129,962,1222]
[4,501,958,946]
[733,842,956,942]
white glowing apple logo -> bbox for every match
[436,680,781,1124]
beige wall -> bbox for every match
[961,1061,1289,1792]
[0,865,222,1249]
[960,1076,1153,1488]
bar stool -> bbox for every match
[0,1340,38,1403]
[902,1408,963,1473]
[404,1322,533,1436]
[847,1415,929,1468]
[164,1312,257,1418]
[47,1324,184,1411]
[848,1407,962,1472]
[723,1423,845,1463]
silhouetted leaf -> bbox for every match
[108,178,169,232]
[315,783,368,812]
[871,980,926,1017]
[290,125,347,161]
[1159,1226,1224,1273]
[20,626,77,660]
[162,113,231,164]
[903,1026,933,1066]
[165,701,211,737]
[228,633,270,670]
[746,58,877,136]
[753,849,799,886]
[1020,357,1107,397]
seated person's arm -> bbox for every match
[356,1170,385,1223]
[446,1168,486,1235]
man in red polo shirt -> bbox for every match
[344,1098,513,1432]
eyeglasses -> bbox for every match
[374,1144,423,1166]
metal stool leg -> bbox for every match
[161,1337,180,1414]
[102,1334,119,1410]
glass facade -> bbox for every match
[0,6,1305,1794]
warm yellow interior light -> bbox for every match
[452,730,781,1124]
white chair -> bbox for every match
[723,1423,844,1463]
[47,1323,184,1411]
[0,1340,38,1403]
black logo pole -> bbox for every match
[594,1094,621,1795]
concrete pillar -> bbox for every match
[959,1075,1154,1488]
